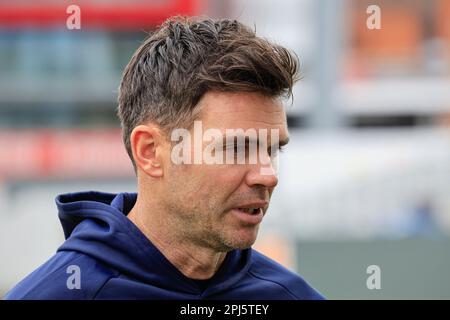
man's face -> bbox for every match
[160,91,289,251]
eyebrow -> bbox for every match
[222,135,290,149]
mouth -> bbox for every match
[238,207,262,215]
[231,205,265,225]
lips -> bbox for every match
[230,202,267,225]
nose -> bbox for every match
[245,162,279,189]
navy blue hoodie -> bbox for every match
[4,191,324,300]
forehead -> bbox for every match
[197,91,288,134]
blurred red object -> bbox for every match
[0,0,200,29]
[0,129,134,179]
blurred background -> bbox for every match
[1,0,450,299]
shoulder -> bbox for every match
[248,249,325,300]
[4,251,117,300]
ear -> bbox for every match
[130,125,164,178]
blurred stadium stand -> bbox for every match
[1,0,450,298]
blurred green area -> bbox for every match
[297,238,450,299]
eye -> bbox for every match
[223,141,247,158]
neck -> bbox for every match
[127,198,227,280]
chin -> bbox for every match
[232,241,255,250]
[221,229,259,250]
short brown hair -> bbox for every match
[117,16,299,171]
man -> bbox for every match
[5,16,324,300]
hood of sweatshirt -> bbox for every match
[56,191,252,296]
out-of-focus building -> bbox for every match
[1,0,450,299]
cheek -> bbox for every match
[204,165,248,202]
[225,165,247,185]
[166,161,248,208]
[192,165,247,202]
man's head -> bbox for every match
[118,16,299,251]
